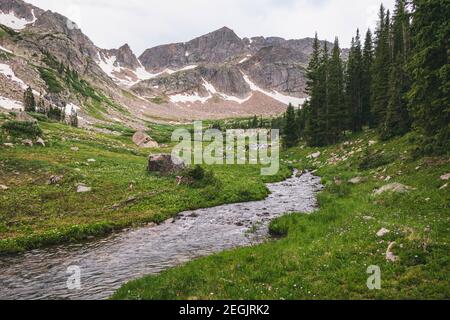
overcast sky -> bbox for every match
[27,0,395,55]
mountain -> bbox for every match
[0,0,346,127]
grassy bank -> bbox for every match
[0,117,290,254]
[113,130,449,299]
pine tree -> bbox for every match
[305,33,323,146]
[361,29,374,126]
[345,30,364,133]
[23,86,36,112]
[381,0,412,140]
[371,5,392,129]
[283,104,298,148]
[407,0,450,154]
[327,37,345,143]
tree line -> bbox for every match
[282,0,449,154]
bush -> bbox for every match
[183,165,219,188]
[1,121,43,138]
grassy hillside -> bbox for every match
[113,130,449,300]
[0,114,290,254]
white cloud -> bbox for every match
[26,0,395,54]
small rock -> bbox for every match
[377,228,390,237]
[71,147,79,152]
[307,151,321,159]
[373,183,411,196]
[368,140,377,146]
[0,184,9,190]
[385,176,392,182]
[3,143,14,147]
[76,183,92,193]
[87,159,96,163]
[22,139,33,147]
[440,173,450,181]
[363,216,374,221]
[386,242,399,262]
[439,183,448,190]
[349,177,364,184]
[47,175,64,185]
[36,137,45,147]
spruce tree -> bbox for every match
[407,0,450,154]
[305,33,323,147]
[345,30,364,133]
[23,86,36,112]
[371,5,392,129]
[327,37,345,143]
[283,104,298,148]
[361,29,374,126]
[382,0,412,140]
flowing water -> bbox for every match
[0,172,322,300]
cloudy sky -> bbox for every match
[27,0,395,55]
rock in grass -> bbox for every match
[349,176,364,184]
[3,143,14,147]
[87,159,96,163]
[0,184,9,190]
[76,183,92,193]
[71,147,79,152]
[440,173,450,181]
[373,183,411,196]
[440,183,448,190]
[36,137,46,147]
[307,151,321,159]
[148,154,185,176]
[386,242,399,262]
[22,139,33,147]
[376,228,390,237]
[133,131,159,148]
[47,175,63,185]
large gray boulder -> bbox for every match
[373,183,411,196]
[132,131,159,148]
[148,154,185,175]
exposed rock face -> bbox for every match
[132,131,158,148]
[148,154,185,175]
[373,183,411,196]
[102,44,141,71]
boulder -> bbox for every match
[15,112,37,123]
[36,137,45,147]
[3,143,14,147]
[148,154,185,175]
[386,242,399,263]
[307,151,321,159]
[376,228,390,237]
[0,184,9,190]
[76,183,92,193]
[349,176,364,184]
[373,183,411,196]
[133,131,159,148]
[22,139,33,147]
[47,175,63,185]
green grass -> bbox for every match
[38,67,63,93]
[112,130,450,300]
[0,119,290,254]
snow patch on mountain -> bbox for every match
[0,63,27,89]
[0,9,36,30]
[0,96,23,111]
[64,103,80,115]
[242,73,305,107]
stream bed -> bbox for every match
[0,171,322,300]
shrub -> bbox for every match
[1,121,43,138]
[183,165,219,188]
[38,67,63,93]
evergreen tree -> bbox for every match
[23,86,36,112]
[371,5,392,129]
[283,104,298,148]
[304,33,323,146]
[361,29,374,126]
[345,30,364,133]
[327,37,346,143]
[381,0,412,140]
[407,0,450,154]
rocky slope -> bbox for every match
[0,0,345,124]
